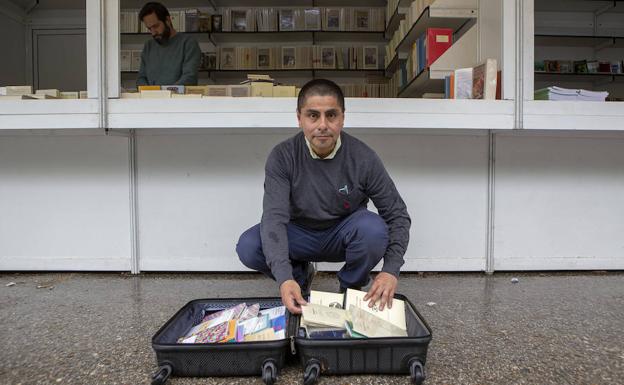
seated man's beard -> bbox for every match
[154,24,171,45]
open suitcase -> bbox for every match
[294,293,432,385]
[151,297,293,385]
[151,294,432,385]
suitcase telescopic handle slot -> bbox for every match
[151,363,172,385]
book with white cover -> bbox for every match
[310,290,345,309]
[348,305,408,338]
[344,288,406,331]
[301,303,348,328]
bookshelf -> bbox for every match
[119,3,389,91]
[394,6,475,54]
[384,2,478,98]
[533,0,624,101]
[384,0,412,39]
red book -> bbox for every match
[426,28,453,67]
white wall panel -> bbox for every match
[0,132,132,270]
[319,131,490,273]
[493,132,624,270]
[135,130,489,272]
[136,130,296,271]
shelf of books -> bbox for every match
[107,97,514,130]
[384,0,412,39]
[533,0,624,104]
[0,99,99,130]
[385,0,478,98]
[119,5,389,93]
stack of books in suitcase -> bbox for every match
[301,289,408,339]
[177,302,286,343]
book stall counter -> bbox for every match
[106,98,514,130]
[0,99,100,130]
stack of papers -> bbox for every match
[535,86,609,101]
[178,303,286,344]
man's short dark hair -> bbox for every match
[297,79,345,113]
[139,2,170,23]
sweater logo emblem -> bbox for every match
[338,185,349,195]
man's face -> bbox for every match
[142,13,171,44]
[297,94,344,158]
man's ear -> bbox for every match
[296,110,301,127]
[166,15,173,28]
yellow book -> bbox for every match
[185,85,208,95]
[218,320,238,343]
[60,92,79,99]
[6,86,33,95]
[79,91,88,99]
[36,89,61,98]
[138,85,162,92]
[273,85,296,97]
[250,82,273,97]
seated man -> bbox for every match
[236,79,411,315]
[137,2,201,86]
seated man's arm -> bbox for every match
[363,152,411,310]
[175,38,201,85]
[261,146,307,314]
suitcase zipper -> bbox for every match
[290,335,297,355]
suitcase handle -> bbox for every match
[151,363,172,385]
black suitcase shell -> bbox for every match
[151,297,293,385]
[150,294,432,385]
[294,293,432,385]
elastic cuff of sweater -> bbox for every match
[273,265,294,288]
[381,265,401,278]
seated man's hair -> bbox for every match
[297,79,345,113]
[139,2,170,23]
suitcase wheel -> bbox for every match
[262,359,278,385]
[303,359,321,385]
[409,359,426,385]
[151,363,172,385]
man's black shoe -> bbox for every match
[300,262,316,296]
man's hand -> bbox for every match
[280,279,308,314]
[363,272,398,311]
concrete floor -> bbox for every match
[1,271,622,385]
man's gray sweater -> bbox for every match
[261,131,411,286]
[137,33,201,86]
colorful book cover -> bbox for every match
[239,303,260,321]
[270,315,286,332]
[202,303,246,324]
[219,320,237,343]
[426,28,453,68]
[194,321,230,344]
